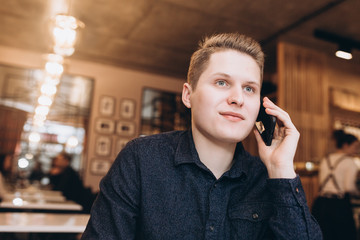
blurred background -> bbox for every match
[0,1,359,237]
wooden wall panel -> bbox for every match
[277,42,330,164]
[300,174,319,209]
[277,42,330,205]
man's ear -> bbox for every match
[182,83,192,108]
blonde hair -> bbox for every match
[187,33,264,89]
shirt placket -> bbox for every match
[205,181,224,240]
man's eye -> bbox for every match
[216,80,227,86]
[244,86,254,92]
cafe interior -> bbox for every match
[0,0,359,239]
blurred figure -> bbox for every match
[312,130,360,240]
[0,153,13,200]
[49,152,96,213]
[29,160,45,184]
[0,153,13,180]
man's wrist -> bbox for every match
[267,176,307,206]
[267,166,296,179]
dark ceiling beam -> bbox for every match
[314,29,360,50]
[260,0,347,46]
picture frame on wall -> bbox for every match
[116,121,136,137]
[95,118,115,134]
[95,136,112,156]
[114,138,131,156]
[90,159,111,175]
[99,95,115,116]
[120,98,136,119]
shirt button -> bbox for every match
[209,226,214,231]
[252,213,259,220]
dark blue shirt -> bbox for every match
[82,130,322,239]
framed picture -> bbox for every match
[99,96,115,116]
[116,121,136,137]
[95,136,112,156]
[95,118,115,134]
[90,159,111,175]
[120,98,136,119]
[114,138,131,155]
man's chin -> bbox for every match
[219,134,248,144]
[221,128,251,142]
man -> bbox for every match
[82,33,322,239]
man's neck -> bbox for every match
[192,129,237,179]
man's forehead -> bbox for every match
[205,51,261,81]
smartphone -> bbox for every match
[255,100,277,146]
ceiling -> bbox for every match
[0,0,359,79]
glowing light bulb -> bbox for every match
[305,162,314,171]
[335,50,352,60]
[66,136,79,148]
[45,61,64,76]
[13,197,24,206]
[41,83,57,96]
[29,132,41,143]
[18,158,30,169]
[38,95,53,106]
[35,105,50,116]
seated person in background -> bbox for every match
[29,160,45,184]
[49,152,96,213]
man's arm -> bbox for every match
[254,97,322,239]
[267,177,322,239]
[254,97,298,179]
[81,142,140,239]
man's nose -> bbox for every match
[227,88,244,106]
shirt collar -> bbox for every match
[225,143,249,179]
[174,130,249,179]
[174,130,203,165]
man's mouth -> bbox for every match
[219,111,245,121]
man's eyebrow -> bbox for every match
[246,81,261,86]
[211,72,231,78]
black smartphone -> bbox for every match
[255,100,277,146]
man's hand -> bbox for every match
[254,97,298,179]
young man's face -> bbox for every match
[183,50,261,144]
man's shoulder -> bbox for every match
[112,131,189,172]
[130,130,187,147]
[119,130,189,158]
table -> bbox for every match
[0,212,89,233]
[0,199,83,211]
[2,190,66,202]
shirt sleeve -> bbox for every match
[81,141,140,240]
[266,176,323,240]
